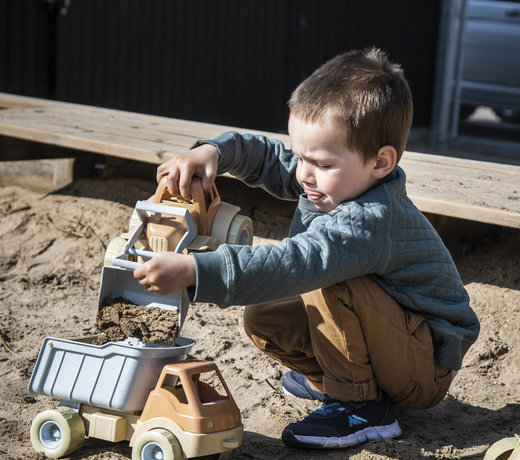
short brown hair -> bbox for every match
[288,48,413,163]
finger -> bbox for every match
[156,163,168,184]
[133,265,145,280]
[202,164,217,192]
[178,172,192,200]
[137,277,149,287]
[166,168,181,197]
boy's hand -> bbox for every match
[133,252,196,295]
[156,144,219,200]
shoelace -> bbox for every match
[312,400,345,416]
[312,399,367,417]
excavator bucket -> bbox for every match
[98,200,197,327]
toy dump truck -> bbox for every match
[27,178,252,459]
[28,336,242,459]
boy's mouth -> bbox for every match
[305,189,325,202]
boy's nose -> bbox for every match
[297,162,315,185]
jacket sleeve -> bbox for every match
[193,131,302,200]
[190,206,390,307]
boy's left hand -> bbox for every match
[133,252,196,295]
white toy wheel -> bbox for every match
[104,236,127,266]
[30,407,85,459]
[129,208,141,234]
[132,429,185,460]
[484,436,520,460]
[226,214,253,245]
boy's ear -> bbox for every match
[372,145,397,179]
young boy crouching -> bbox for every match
[135,48,480,450]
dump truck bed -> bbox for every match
[28,336,194,412]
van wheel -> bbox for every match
[132,429,185,460]
[30,407,85,459]
[226,215,254,245]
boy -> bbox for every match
[134,48,480,449]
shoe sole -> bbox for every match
[282,420,402,449]
[282,380,325,401]
[282,386,306,399]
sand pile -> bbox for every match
[95,297,179,345]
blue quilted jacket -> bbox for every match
[190,132,480,370]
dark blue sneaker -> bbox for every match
[282,371,327,402]
[282,391,401,449]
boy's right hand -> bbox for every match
[156,143,219,200]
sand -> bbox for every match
[0,174,519,459]
[94,297,179,345]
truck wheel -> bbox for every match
[132,429,185,460]
[129,208,141,234]
[104,236,127,266]
[30,407,85,459]
[484,436,519,460]
[226,214,253,245]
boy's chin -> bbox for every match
[313,201,335,212]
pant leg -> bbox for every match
[244,277,452,409]
[243,297,324,386]
[303,276,453,409]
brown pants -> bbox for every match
[244,276,453,409]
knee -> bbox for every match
[243,297,305,339]
[243,304,263,339]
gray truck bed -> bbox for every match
[28,335,194,412]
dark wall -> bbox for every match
[1,0,441,132]
[0,0,54,98]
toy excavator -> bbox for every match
[105,175,253,267]
[27,177,253,459]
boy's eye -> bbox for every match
[316,162,331,169]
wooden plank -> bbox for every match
[401,150,519,174]
[0,92,518,229]
[0,93,284,142]
[0,117,176,164]
[410,196,520,228]
[0,108,200,151]
[0,93,54,109]
[0,97,290,164]
[401,150,520,228]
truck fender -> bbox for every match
[130,417,184,447]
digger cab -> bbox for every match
[147,176,220,252]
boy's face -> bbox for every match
[289,115,379,212]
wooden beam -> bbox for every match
[409,196,520,229]
[0,92,518,229]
